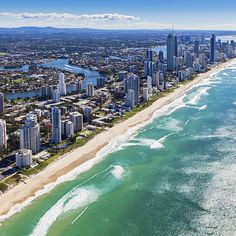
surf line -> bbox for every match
[77,165,114,188]
[71,206,89,225]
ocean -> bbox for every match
[0,64,236,236]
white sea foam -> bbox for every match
[31,186,99,236]
[192,125,236,141]
[163,94,187,116]
[187,87,211,105]
[0,62,233,222]
[156,117,183,132]
[0,122,144,222]
[134,133,174,150]
[0,84,202,222]
[165,103,186,116]
[193,162,236,235]
[227,65,236,69]
[184,120,190,126]
[111,165,125,180]
[198,105,208,111]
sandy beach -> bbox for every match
[0,58,235,219]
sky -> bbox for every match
[0,0,236,30]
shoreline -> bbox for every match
[0,58,235,220]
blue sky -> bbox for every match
[0,0,235,29]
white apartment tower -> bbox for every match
[0,119,7,148]
[20,114,41,154]
[58,72,67,95]
[69,112,83,132]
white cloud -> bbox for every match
[0,12,140,21]
[0,12,235,30]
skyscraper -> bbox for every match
[65,121,74,138]
[185,51,193,68]
[167,33,175,71]
[51,106,62,144]
[0,119,7,148]
[174,35,178,57]
[83,106,93,123]
[144,61,156,77]
[20,114,41,154]
[210,34,216,63]
[69,112,83,132]
[86,83,94,97]
[0,92,4,114]
[124,74,140,106]
[230,40,235,51]
[15,149,32,168]
[144,49,155,77]
[52,89,60,103]
[146,50,153,61]
[58,73,67,95]
[159,50,164,63]
[194,40,200,56]
[126,89,135,108]
[147,76,153,94]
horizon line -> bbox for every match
[0,26,236,32]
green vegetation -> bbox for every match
[20,128,104,178]
[21,167,39,176]
[110,88,173,125]
[0,182,8,192]
[0,76,198,192]
[4,174,22,185]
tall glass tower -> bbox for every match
[210,34,216,63]
[167,33,175,71]
[52,106,62,144]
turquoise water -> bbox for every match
[0,65,236,236]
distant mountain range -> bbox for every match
[0,27,235,35]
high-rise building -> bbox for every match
[146,50,153,61]
[124,74,140,106]
[75,80,83,93]
[86,83,94,97]
[15,149,32,168]
[143,87,149,102]
[125,89,135,108]
[69,112,83,132]
[0,92,4,114]
[61,120,67,138]
[218,39,222,51]
[118,71,128,81]
[144,61,156,77]
[83,106,93,123]
[194,40,200,56]
[52,89,60,103]
[152,71,160,86]
[20,114,40,154]
[167,33,175,71]
[185,51,193,68]
[65,121,74,137]
[174,35,178,57]
[210,34,216,63]
[51,107,61,144]
[97,77,106,88]
[58,73,67,95]
[230,40,235,51]
[0,119,7,148]
[159,50,164,63]
[147,76,153,94]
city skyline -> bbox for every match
[0,0,236,30]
